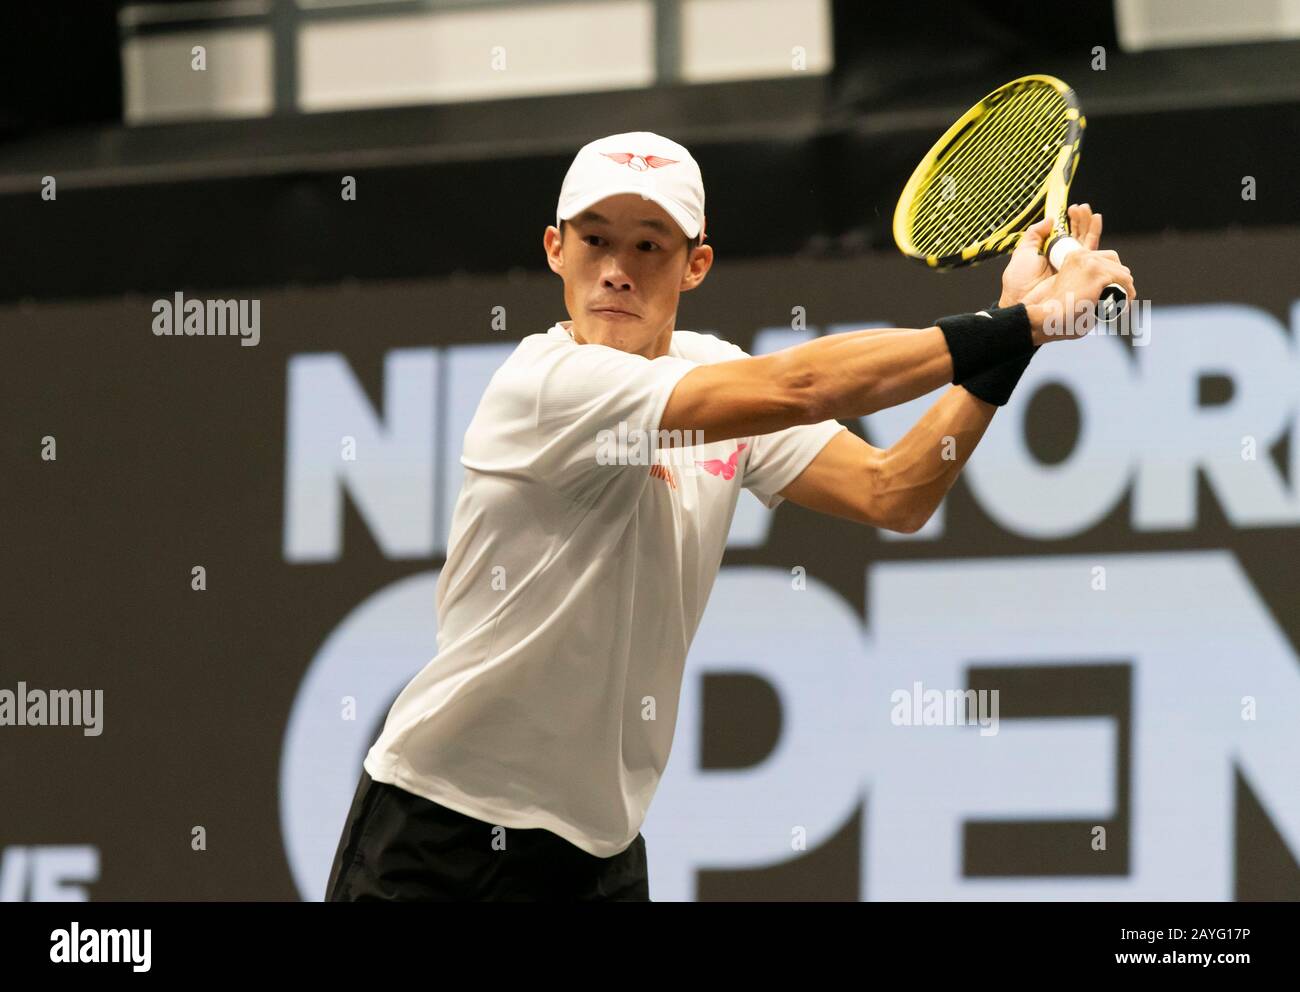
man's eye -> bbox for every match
[583,235,604,246]
[638,241,660,251]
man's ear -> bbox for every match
[543,225,563,274]
[680,242,713,291]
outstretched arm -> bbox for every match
[659,206,1131,447]
[773,204,1119,534]
[775,389,994,533]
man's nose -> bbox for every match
[600,258,635,291]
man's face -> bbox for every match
[543,193,712,359]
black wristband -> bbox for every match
[953,300,1038,406]
[935,303,1034,384]
[960,345,1040,406]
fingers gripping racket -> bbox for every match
[892,73,1128,323]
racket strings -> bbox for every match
[935,95,1063,237]
[910,89,1063,251]
[907,84,1070,256]
[909,87,1062,247]
[916,88,1050,225]
[908,97,1052,247]
[911,99,1063,252]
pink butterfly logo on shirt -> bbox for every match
[696,443,747,481]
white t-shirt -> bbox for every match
[364,320,846,857]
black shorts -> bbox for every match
[325,769,650,901]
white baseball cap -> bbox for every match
[556,131,706,241]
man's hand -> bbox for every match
[1021,251,1136,345]
[998,204,1103,308]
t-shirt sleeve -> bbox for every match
[742,418,848,510]
[529,341,700,501]
[686,332,848,512]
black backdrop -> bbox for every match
[3,225,1298,900]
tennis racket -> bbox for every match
[892,73,1128,323]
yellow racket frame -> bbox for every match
[892,73,1085,269]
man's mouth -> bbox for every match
[591,306,639,318]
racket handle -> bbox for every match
[1097,283,1128,324]
[1047,235,1129,324]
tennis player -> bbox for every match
[325,130,1134,901]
